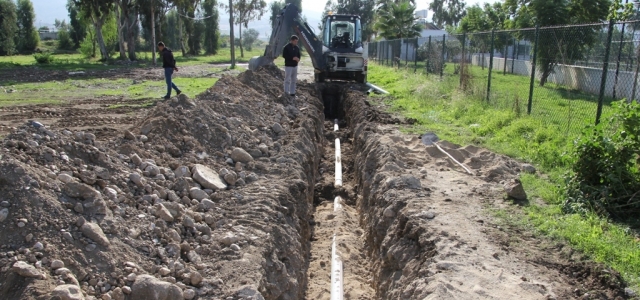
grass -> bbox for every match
[0,46,262,71]
[0,77,218,107]
[368,63,640,290]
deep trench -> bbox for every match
[304,84,375,299]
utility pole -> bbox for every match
[229,0,236,69]
[152,4,156,66]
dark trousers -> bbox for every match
[164,68,180,97]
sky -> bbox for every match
[32,0,497,35]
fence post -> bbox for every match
[460,32,466,88]
[427,36,432,74]
[503,38,508,75]
[511,39,517,74]
[441,34,446,78]
[487,29,495,102]
[414,39,418,73]
[404,39,409,67]
[596,20,615,125]
[527,25,540,115]
[613,20,626,100]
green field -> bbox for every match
[368,63,640,290]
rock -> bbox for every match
[272,123,284,134]
[625,288,636,297]
[79,171,97,185]
[191,164,227,190]
[80,222,110,247]
[101,294,112,300]
[230,244,241,251]
[504,179,527,200]
[166,229,181,243]
[231,148,254,164]
[145,164,160,177]
[383,207,395,218]
[183,289,196,300]
[74,203,84,213]
[154,204,174,222]
[522,164,536,174]
[112,287,125,300]
[0,208,8,222]
[130,275,183,300]
[258,144,269,155]
[84,133,96,141]
[221,233,239,246]
[201,199,215,210]
[167,191,181,202]
[51,260,64,269]
[33,242,44,250]
[129,173,145,186]
[187,251,201,264]
[62,232,73,241]
[12,261,43,279]
[385,175,422,190]
[85,244,97,252]
[162,202,185,218]
[52,284,85,300]
[58,174,74,183]
[189,188,208,201]
[247,149,263,158]
[64,182,101,200]
[223,172,238,186]
[190,272,203,286]
[174,166,192,178]
[424,211,436,219]
[158,267,171,276]
[130,154,143,166]
[235,286,265,300]
[124,130,136,140]
[122,286,131,294]
[104,188,117,201]
[182,216,195,228]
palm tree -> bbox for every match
[374,1,422,40]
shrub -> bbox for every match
[564,100,640,218]
[33,52,54,64]
[57,29,74,50]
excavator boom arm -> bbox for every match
[249,4,325,71]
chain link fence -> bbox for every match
[368,21,640,134]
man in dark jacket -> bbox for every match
[282,35,300,97]
[158,42,182,100]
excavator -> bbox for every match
[248,4,368,83]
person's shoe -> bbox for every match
[290,94,296,98]
[176,90,182,96]
[163,96,170,100]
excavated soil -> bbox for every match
[0,66,324,300]
[0,63,634,300]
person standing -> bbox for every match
[282,35,300,97]
[158,42,182,100]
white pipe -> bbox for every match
[366,82,390,94]
[335,138,342,187]
[330,234,344,300]
[433,143,474,175]
[334,196,342,212]
[334,118,339,132]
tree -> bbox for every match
[242,28,259,50]
[505,0,611,85]
[374,1,422,40]
[16,0,39,53]
[0,0,17,55]
[74,0,116,60]
[429,0,466,28]
[67,0,86,49]
[203,0,220,55]
[233,0,267,57]
[269,0,285,28]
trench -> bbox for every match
[303,84,375,299]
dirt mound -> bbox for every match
[0,67,325,299]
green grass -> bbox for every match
[368,63,640,290]
[0,47,262,71]
[0,77,218,107]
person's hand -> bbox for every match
[174,68,179,72]
[293,57,299,62]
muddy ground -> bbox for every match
[0,63,634,300]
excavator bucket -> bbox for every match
[248,56,274,71]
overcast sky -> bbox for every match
[32,0,497,31]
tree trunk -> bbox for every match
[116,3,128,60]
[178,15,187,56]
[229,0,236,68]
[239,25,244,58]
[127,9,138,61]
[94,18,109,61]
[152,4,156,66]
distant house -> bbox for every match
[39,31,58,41]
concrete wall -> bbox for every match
[471,54,640,100]
[39,32,58,40]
